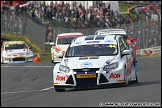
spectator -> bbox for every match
[79,3,82,9]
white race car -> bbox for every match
[1,41,34,64]
[53,34,138,92]
[50,32,84,63]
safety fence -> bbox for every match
[1,9,161,51]
[136,46,161,55]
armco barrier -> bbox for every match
[138,46,161,55]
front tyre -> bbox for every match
[51,53,54,63]
[122,67,129,87]
[55,88,65,92]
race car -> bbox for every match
[95,29,137,58]
[1,41,34,64]
[53,34,138,92]
[50,32,84,63]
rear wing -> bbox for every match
[95,29,127,38]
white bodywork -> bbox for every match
[1,41,33,64]
[51,33,84,63]
[53,35,138,91]
[95,29,127,35]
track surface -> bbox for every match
[1,56,161,107]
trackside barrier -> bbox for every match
[139,46,161,56]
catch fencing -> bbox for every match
[1,11,46,50]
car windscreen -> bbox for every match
[5,43,28,50]
[66,44,118,57]
[57,35,83,44]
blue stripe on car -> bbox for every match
[95,35,106,40]
[85,35,95,40]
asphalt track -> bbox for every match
[1,56,161,107]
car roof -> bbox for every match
[71,35,120,46]
[58,32,83,36]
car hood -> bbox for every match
[57,44,70,51]
[61,56,117,69]
[7,49,31,54]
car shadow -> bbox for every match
[65,81,161,92]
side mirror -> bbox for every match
[122,49,131,55]
[130,38,136,42]
[28,46,32,49]
[50,42,55,46]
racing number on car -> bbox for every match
[108,44,116,48]
[56,75,65,81]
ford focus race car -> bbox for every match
[1,41,34,63]
[53,35,138,92]
[50,33,84,63]
[95,29,137,58]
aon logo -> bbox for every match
[109,73,120,79]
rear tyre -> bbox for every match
[130,66,138,83]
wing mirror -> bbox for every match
[122,49,131,55]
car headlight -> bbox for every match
[26,52,30,55]
[5,53,11,56]
[26,51,33,55]
[59,65,70,73]
[8,54,11,56]
[103,62,118,71]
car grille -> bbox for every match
[75,73,98,88]
[73,68,100,72]
[13,58,25,61]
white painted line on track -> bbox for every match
[1,86,54,95]
[1,65,54,68]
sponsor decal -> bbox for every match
[126,56,132,75]
[79,56,99,60]
[104,40,114,43]
[54,82,58,85]
[56,75,65,81]
[76,74,96,78]
[87,41,100,43]
[117,79,124,82]
[109,73,120,79]
[73,42,82,45]
[80,62,93,67]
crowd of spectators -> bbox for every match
[12,1,124,29]
[1,1,161,46]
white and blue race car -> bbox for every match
[1,41,34,64]
[53,34,138,92]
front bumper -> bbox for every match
[53,67,125,89]
[2,56,33,63]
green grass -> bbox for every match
[39,44,51,61]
